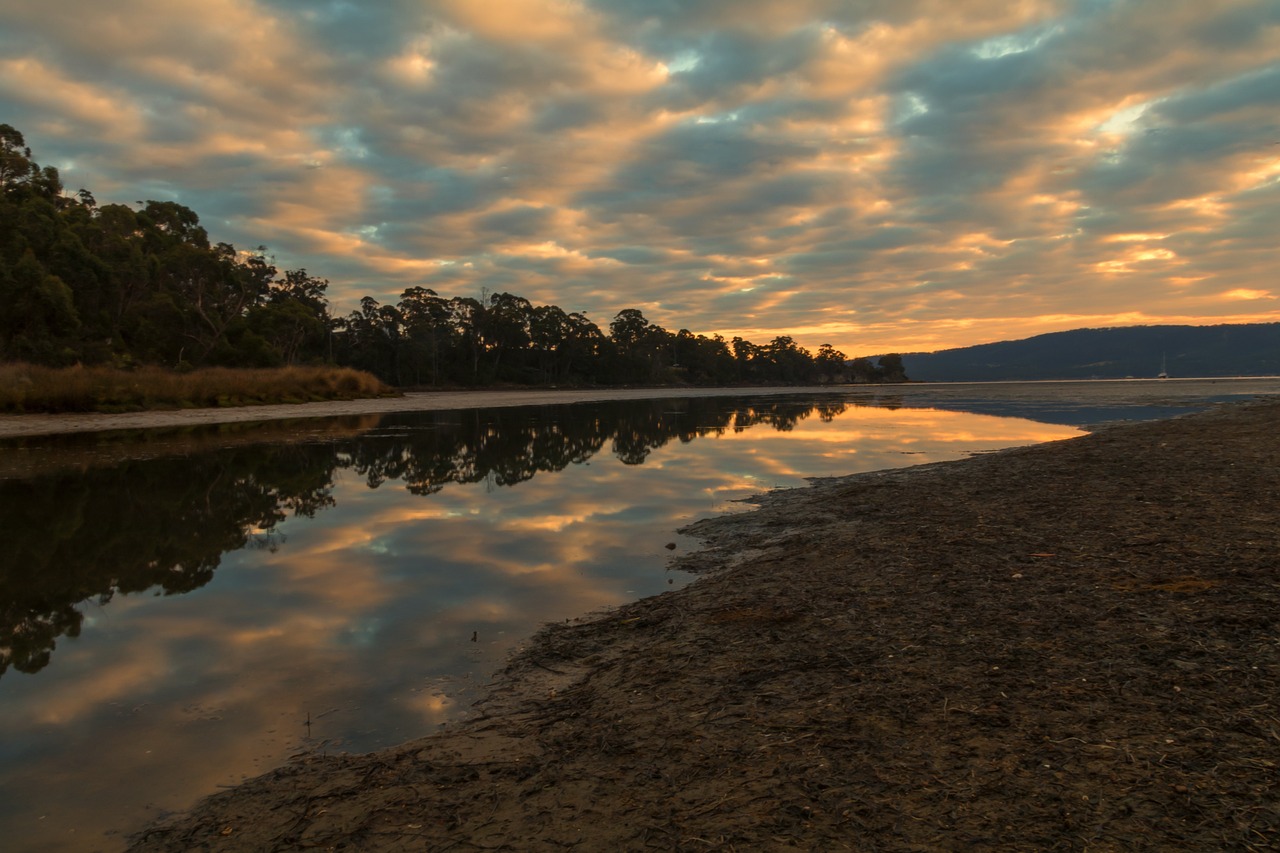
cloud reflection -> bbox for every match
[0,394,1080,850]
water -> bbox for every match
[0,384,1272,851]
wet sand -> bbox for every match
[127,395,1280,851]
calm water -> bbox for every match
[0,385,1267,851]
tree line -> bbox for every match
[0,124,905,386]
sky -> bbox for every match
[1,0,1278,355]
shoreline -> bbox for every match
[129,398,1280,851]
[0,386,849,438]
[5,377,1280,439]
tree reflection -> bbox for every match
[0,447,337,678]
[0,395,850,678]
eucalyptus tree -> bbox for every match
[610,308,676,383]
[0,128,81,361]
[759,336,816,383]
[815,343,848,383]
[877,353,907,382]
[0,250,80,362]
[529,303,573,384]
[246,268,334,365]
[0,123,62,200]
[397,286,452,385]
[479,291,534,381]
[338,297,405,383]
[673,329,735,383]
[446,296,484,384]
[562,312,608,382]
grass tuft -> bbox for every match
[0,364,398,414]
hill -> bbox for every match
[900,323,1280,381]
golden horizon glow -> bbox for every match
[2,1,1277,354]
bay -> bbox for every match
[0,381,1275,851]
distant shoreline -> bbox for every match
[4,377,1280,439]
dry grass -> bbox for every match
[0,363,398,413]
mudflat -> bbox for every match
[128,397,1280,851]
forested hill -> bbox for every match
[0,123,903,387]
[901,323,1280,381]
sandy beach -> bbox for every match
[123,395,1280,851]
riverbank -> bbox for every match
[129,398,1280,851]
[0,364,395,416]
[5,377,1280,438]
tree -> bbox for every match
[609,309,674,383]
[0,124,38,196]
[815,343,847,383]
[848,357,878,383]
[0,123,911,386]
[162,241,272,365]
[877,353,906,382]
[447,296,484,384]
[609,308,650,351]
[672,329,734,384]
[529,304,572,384]
[339,297,404,383]
[0,251,80,362]
[140,200,208,248]
[398,286,451,385]
[560,312,607,383]
[759,336,815,383]
[730,336,757,381]
[478,291,533,381]
[246,268,333,365]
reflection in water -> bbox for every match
[0,396,907,680]
[0,449,336,678]
[0,394,1081,852]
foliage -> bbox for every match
[0,124,905,388]
[0,123,336,370]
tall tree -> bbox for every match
[246,268,333,365]
[815,343,847,382]
[0,124,60,200]
[0,251,80,362]
[478,292,533,381]
[398,286,452,385]
[877,353,906,382]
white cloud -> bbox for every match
[0,0,1277,354]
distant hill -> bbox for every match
[899,323,1280,381]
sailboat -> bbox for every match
[1157,353,1169,379]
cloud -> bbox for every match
[2,0,1278,354]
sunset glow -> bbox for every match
[2,1,1277,354]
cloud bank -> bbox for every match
[2,0,1277,353]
